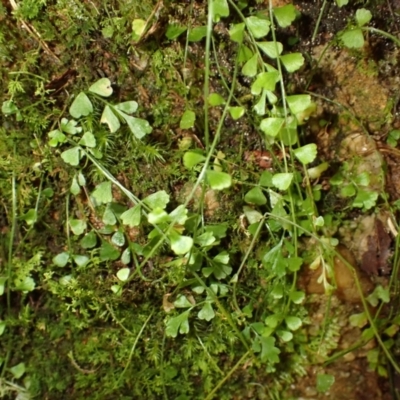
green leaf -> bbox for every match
[251,71,279,95]
[272,173,293,191]
[111,284,122,295]
[375,285,390,303]
[280,53,304,73]
[367,285,390,307]
[246,16,270,38]
[258,41,283,58]
[341,184,356,197]
[266,90,278,105]
[259,171,273,187]
[285,316,302,331]
[341,28,364,48]
[286,94,312,115]
[228,106,245,120]
[287,257,303,272]
[356,8,372,27]
[206,170,232,190]
[387,130,400,147]
[61,118,82,135]
[53,252,70,267]
[238,44,253,62]
[354,171,370,186]
[0,321,6,336]
[273,4,297,28]
[308,162,329,179]
[148,208,169,224]
[183,150,206,169]
[61,147,81,166]
[101,105,120,133]
[349,312,368,328]
[280,121,298,146]
[277,330,293,342]
[143,190,170,209]
[203,262,232,280]
[69,92,93,118]
[289,290,305,304]
[165,310,190,337]
[169,231,193,255]
[79,131,96,147]
[78,172,86,186]
[102,25,114,39]
[121,248,131,265]
[166,24,187,40]
[20,209,37,225]
[89,78,113,97]
[112,231,125,247]
[198,302,215,321]
[0,277,7,296]
[174,295,193,308]
[70,176,81,195]
[214,251,229,264]
[92,182,112,205]
[208,93,225,106]
[180,110,196,129]
[260,117,284,137]
[73,254,89,268]
[14,276,35,292]
[243,206,263,224]
[188,26,207,42]
[265,314,281,328]
[316,374,335,393]
[271,283,284,299]
[10,362,25,379]
[229,22,245,43]
[212,0,229,22]
[102,204,116,225]
[244,187,267,205]
[115,101,138,114]
[99,241,120,261]
[253,90,267,115]
[70,219,87,235]
[120,206,141,227]
[132,18,146,41]
[117,267,130,281]
[294,143,317,164]
[195,231,216,247]
[336,0,348,6]
[259,336,280,363]
[122,113,152,139]
[80,231,97,249]
[352,189,378,210]
[242,53,258,77]
[48,129,66,147]
[2,100,19,115]
[169,205,188,225]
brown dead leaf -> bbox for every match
[162,293,175,313]
[361,219,392,275]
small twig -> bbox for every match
[67,351,99,374]
[9,0,61,63]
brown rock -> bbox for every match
[299,245,373,303]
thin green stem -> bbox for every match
[232,215,265,313]
[114,310,154,387]
[312,0,328,42]
[205,350,252,400]
[203,0,214,150]
[362,27,400,47]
